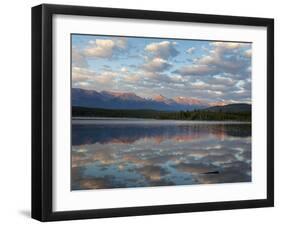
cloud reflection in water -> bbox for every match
[71,120,251,190]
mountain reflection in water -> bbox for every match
[71,119,251,190]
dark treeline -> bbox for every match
[73,106,251,121]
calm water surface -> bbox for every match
[71,118,251,190]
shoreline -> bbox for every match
[72,117,251,125]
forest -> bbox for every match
[72,106,251,121]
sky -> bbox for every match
[72,34,252,105]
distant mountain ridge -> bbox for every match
[72,88,251,112]
[204,103,251,112]
[72,88,208,111]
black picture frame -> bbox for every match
[32,3,274,222]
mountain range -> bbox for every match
[72,88,209,111]
[72,88,251,112]
[204,103,251,112]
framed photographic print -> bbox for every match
[32,4,274,221]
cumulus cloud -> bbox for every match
[190,80,209,89]
[120,67,128,72]
[123,74,140,83]
[145,41,179,59]
[142,57,171,72]
[213,75,237,86]
[114,38,127,49]
[175,41,251,76]
[71,34,252,105]
[84,39,115,58]
[119,69,141,83]
[72,66,117,89]
[244,49,252,58]
[211,41,248,49]
[186,47,195,54]
[176,65,217,76]
[72,47,88,68]
[95,71,118,83]
[84,38,127,58]
[72,67,95,83]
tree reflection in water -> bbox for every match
[71,120,251,190]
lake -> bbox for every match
[71,118,251,190]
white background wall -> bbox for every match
[0,0,279,225]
